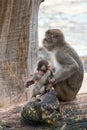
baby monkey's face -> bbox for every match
[37,60,50,73]
[40,65,46,71]
[40,64,49,72]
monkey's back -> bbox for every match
[55,43,84,101]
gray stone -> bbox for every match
[21,90,61,127]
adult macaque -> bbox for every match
[42,29,84,101]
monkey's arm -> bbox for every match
[38,70,51,86]
[54,51,79,83]
[32,72,41,81]
[25,73,39,88]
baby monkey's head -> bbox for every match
[37,60,50,73]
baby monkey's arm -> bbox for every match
[38,70,51,86]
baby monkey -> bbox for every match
[25,60,55,99]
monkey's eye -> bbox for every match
[51,34,57,38]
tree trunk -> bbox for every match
[0,0,44,106]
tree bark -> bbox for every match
[0,0,44,106]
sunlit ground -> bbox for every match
[79,73,87,94]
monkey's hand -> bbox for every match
[49,78,55,83]
[45,84,53,92]
[25,80,35,88]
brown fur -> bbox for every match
[42,29,84,101]
[29,60,54,98]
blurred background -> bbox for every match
[38,0,87,57]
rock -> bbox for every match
[0,126,3,129]
[0,119,2,125]
[21,90,62,127]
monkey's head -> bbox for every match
[37,60,49,73]
[43,29,65,51]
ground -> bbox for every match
[0,73,87,130]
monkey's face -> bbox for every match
[40,65,47,72]
[37,60,49,73]
[43,29,64,51]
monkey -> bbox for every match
[36,59,56,92]
[41,29,84,101]
[25,60,55,99]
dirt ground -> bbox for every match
[0,73,87,130]
[79,73,87,94]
